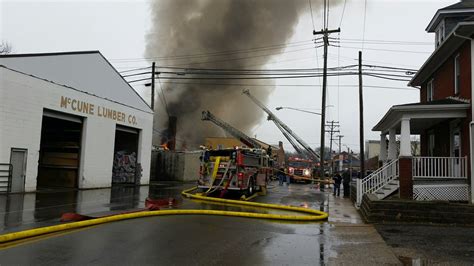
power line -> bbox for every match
[339,0,347,28]
[122,68,415,79]
[165,46,324,67]
[325,0,329,29]
[330,37,431,45]
[362,0,368,51]
[127,72,413,83]
[327,53,421,68]
[330,44,431,54]
[118,66,151,73]
[365,73,411,82]
[149,82,418,91]
[154,64,359,72]
[110,39,321,62]
[331,39,432,46]
[121,63,415,79]
[157,76,170,117]
[308,0,316,31]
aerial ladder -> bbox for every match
[201,110,262,149]
[242,89,320,160]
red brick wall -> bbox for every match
[418,40,472,179]
[420,40,471,103]
[399,157,413,199]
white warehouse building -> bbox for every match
[0,51,154,192]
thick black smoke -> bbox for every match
[146,0,336,149]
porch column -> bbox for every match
[399,157,413,199]
[387,128,397,160]
[379,133,387,163]
[400,117,411,157]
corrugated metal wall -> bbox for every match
[150,151,200,182]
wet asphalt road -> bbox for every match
[2,182,474,264]
[0,182,336,265]
[376,224,474,265]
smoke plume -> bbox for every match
[146,0,335,149]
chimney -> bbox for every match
[167,116,177,151]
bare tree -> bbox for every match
[0,41,12,54]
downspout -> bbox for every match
[454,31,474,203]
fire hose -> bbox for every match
[0,187,328,244]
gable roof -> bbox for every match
[441,0,474,11]
[410,21,474,86]
[427,0,474,32]
[0,51,152,113]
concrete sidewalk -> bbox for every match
[258,183,401,265]
[326,190,401,265]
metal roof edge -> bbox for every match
[426,8,474,32]
[392,103,470,111]
[372,106,396,132]
[96,52,153,113]
[0,50,100,58]
[0,65,154,115]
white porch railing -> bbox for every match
[412,156,468,179]
[356,158,399,206]
[412,156,468,201]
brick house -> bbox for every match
[358,1,474,205]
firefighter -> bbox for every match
[342,169,351,197]
[332,172,342,197]
[277,168,286,186]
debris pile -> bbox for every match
[112,151,141,184]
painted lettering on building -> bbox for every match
[59,96,137,126]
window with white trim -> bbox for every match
[427,79,434,102]
[435,21,445,48]
[455,54,461,95]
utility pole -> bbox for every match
[325,121,340,175]
[313,27,340,180]
[337,135,344,172]
[348,147,353,179]
[151,62,156,111]
[359,51,365,179]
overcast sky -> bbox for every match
[0,0,455,153]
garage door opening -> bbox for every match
[37,111,82,189]
[112,125,140,184]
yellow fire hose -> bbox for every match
[0,186,328,244]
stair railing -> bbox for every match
[356,158,399,206]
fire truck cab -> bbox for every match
[287,157,314,182]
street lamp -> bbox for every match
[275,106,322,116]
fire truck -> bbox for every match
[199,110,274,196]
[198,147,271,196]
[287,157,314,182]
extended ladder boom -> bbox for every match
[201,110,262,149]
[242,89,320,160]
[273,121,304,154]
